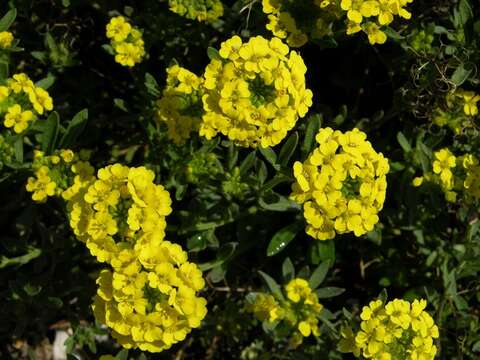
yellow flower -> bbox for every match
[0,31,14,48]
[106,17,145,67]
[28,87,54,115]
[432,148,456,187]
[9,73,34,94]
[342,298,439,360]
[66,164,172,266]
[200,35,312,148]
[291,127,389,241]
[460,90,480,116]
[106,16,132,42]
[92,242,207,353]
[285,278,310,303]
[3,104,34,134]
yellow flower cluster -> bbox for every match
[262,0,342,47]
[0,73,54,134]
[156,65,204,145]
[413,148,480,203]
[0,31,14,48]
[248,278,323,347]
[67,164,172,265]
[25,149,94,203]
[92,240,207,352]
[200,35,313,148]
[106,16,145,67]
[341,0,413,44]
[262,0,414,46]
[168,0,224,23]
[339,298,439,360]
[433,89,480,134]
[291,127,389,240]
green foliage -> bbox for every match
[0,0,479,359]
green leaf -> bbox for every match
[59,109,88,148]
[41,111,60,154]
[282,257,295,281]
[239,150,256,176]
[13,135,23,163]
[198,242,237,271]
[207,47,222,61]
[267,222,302,256]
[35,74,56,89]
[0,8,17,32]
[451,64,472,86]
[258,270,284,300]
[308,260,331,289]
[377,288,388,304]
[0,247,41,269]
[145,73,161,97]
[301,114,321,158]
[278,132,299,166]
[116,349,129,360]
[259,147,280,170]
[457,0,473,26]
[316,286,345,299]
[397,132,411,152]
[259,193,299,212]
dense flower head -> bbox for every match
[92,241,207,353]
[262,0,414,46]
[0,73,54,134]
[25,149,94,203]
[291,127,389,240]
[0,31,14,49]
[106,16,145,67]
[433,88,480,133]
[339,298,439,360]
[413,148,480,203]
[67,164,172,265]
[168,0,224,23]
[200,35,313,148]
[157,65,204,145]
[247,277,323,348]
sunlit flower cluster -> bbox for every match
[168,0,224,23]
[413,148,480,203]
[157,65,204,145]
[247,278,323,348]
[67,164,172,265]
[200,35,313,148]
[25,149,94,203]
[433,88,480,133]
[106,16,145,67]
[339,298,439,360]
[262,0,415,46]
[291,127,389,240]
[92,240,207,352]
[0,73,54,134]
[0,31,14,49]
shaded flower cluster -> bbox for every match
[262,0,415,46]
[25,149,94,202]
[0,73,53,134]
[67,164,172,265]
[433,88,480,134]
[168,0,224,23]
[413,148,480,203]
[156,65,204,145]
[93,241,207,353]
[0,31,14,49]
[247,278,323,348]
[339,298,439,360]
[0,133,13,171]
[106,16,145,67]
[200,35,312,147]
[291,127,389,240]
